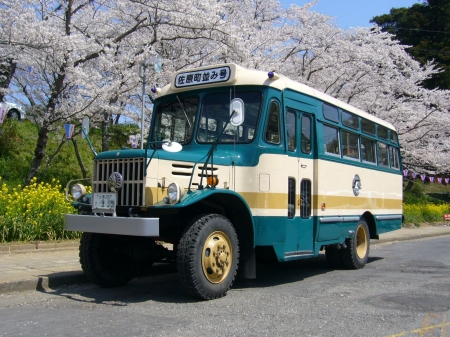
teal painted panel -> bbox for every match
[254,216,284,245]
[376,216,402,234]
[317,222,341,242]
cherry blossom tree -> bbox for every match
[0,0,238,184]
[1,0,449,181]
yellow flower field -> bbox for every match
[403,203,450,225]
[0,176,80,242]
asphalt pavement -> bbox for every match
[1,225,450,294]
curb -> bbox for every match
[0,242,79,254]
[376,227,450,245]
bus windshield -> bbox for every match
[197,91,262,143]
[151,96,199,145]
[152,90,262,146]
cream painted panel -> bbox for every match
[316,160,402,216]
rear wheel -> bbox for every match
[325,245,343,269]
[177,214,239,300]
[341,220,370,269]
[79,233,133,287]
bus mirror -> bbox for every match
[230,98,245,126]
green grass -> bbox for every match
[0,119,140,186]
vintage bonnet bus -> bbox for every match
[65,63,403,300]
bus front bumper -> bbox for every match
[64,214,159,237]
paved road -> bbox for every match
[0,235,449,337]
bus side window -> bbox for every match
[288,177,296,218]
[323,124,340,155]
[301,115,311,154]
[361,136,376,163]
[378,142,389,166]
[265,100,281,144]
[342,130,359,159]
[287,110,296,151]
[390,146,400,169]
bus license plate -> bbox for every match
[92,193,116,213]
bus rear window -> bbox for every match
[378,126,389,140]
[390,131,398,144]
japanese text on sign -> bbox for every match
[175,66,231,88]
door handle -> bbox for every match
[301,164,307,168]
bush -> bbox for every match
[0,119,20,157]
[0,176,80,242]
[403,203,450,225]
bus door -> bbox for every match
[284,108,315,259]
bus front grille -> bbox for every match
[92,158,145,207]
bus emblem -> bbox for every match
[352,174,362,196]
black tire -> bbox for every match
[177,214,239,300]
[325,245,343,269]
[341,220,370,269]
[79,232,133,287]
[7,109,20,120]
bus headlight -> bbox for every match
[167,183,184,204]
[71,183,87,201]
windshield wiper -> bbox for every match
[176,95,192,128]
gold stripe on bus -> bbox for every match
[145,187,401,211]
[314,195,402,210]
[240,192,401,210]
[239,192,287,209]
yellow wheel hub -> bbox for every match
[355,224,368,259]
[202,231,233,284]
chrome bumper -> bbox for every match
[64,214,159,236]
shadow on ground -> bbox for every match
[38,254,383,305]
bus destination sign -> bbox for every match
[175,66,231,88]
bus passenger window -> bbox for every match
[390,146,400,169]
[288,177,296,218]
[378,142,389,166]
[361,136,376,163]
[323,124,340,155]
[342,130,359,160]
[301,115,311,154]
[287,111,296,151]
[265,101,281,144]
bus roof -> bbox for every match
[156,63,396,131]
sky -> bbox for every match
[279,0,422,29]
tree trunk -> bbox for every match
[25,125,49,186]
[0,58,16,101]
[101,118,109,152]
[404,178,414,191]
[72,138,88,179]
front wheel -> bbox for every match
[341,220,370,269]
[79,233,133,287]
[177,214,239,300]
